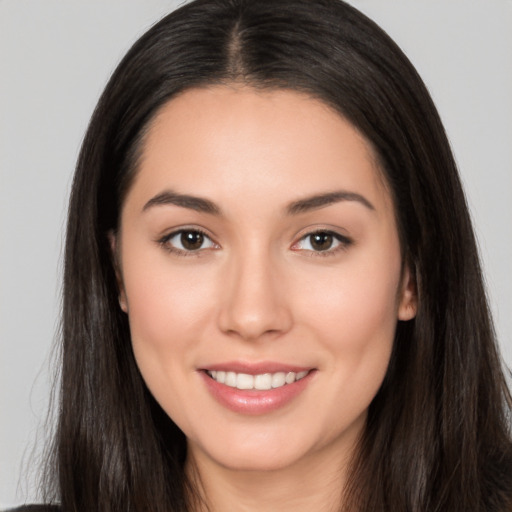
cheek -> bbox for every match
[295,256,400,429]
[121,252,218,374]
[294,244,402,389]
[121,256,223,434]
[302,257,400,338]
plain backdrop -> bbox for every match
[1,0,511,507]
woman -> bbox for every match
[13,0,512,510]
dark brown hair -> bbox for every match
[46,0,512,510]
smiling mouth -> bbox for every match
[205,370,310,391]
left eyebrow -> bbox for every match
[286,190,375,215]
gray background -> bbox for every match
[1,0,511,507]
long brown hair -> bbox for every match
[45,1,512,510]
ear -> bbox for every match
[108,231,128,313]
[397,264,417,321]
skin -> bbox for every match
[114,86,417,512]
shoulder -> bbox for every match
[5,506,60,512]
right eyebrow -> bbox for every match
[142,190,222,216]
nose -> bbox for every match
[217,248,293,341]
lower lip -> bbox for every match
[199,370,315,415]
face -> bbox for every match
[114,86,416,476]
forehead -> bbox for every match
[126,85,392,216]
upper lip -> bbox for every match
[199,361,314,375]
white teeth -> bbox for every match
[285,372,296,384]
[236,373,254,390]
[271,372,286,388]
[254,373,272,390]
[207,369,310,390]
[225,371,237,387]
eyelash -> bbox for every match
[157,228,353,257]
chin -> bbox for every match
[186,419,350,475]
[194,442,311,473]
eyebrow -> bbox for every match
[286,190,375,215]
[142,189,375,216]
[142,190,222,215]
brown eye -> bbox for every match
[310,232,334,251]
[181,230,204,250]
[161,229,216,253]
[293,230,352,254]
